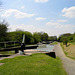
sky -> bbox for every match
[0,0,75,37]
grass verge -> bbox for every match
[50,42,58,45]
[60,43,75,60]
[0,51,15,55]
[0,53,67,75]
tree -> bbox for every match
[42,33,48,41]
[30,38,34,44]
[24,31,33,44]
[8,31,34,44]
[49,36,57,41]
[73,33,75,42]
[62,37,68,47]
[58,33,72,42]
[0,20,8,42]
[33,32,41,43]
[36,32,43,42]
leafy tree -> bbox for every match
[0,21,8,42]
[8,31,23,42]
[49,36,57,41]
[73,33,75,41]
[62,37,68,47]
[24,31,33,44]
[8,31,34,44]
[36,32,44,42]
[58,33,72,42]
[33,32,41,43]
[30,38,34,44]
[42,33,48,41]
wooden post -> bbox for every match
[4,43,6,48]
[14,42,15,47]
[15,49,19,54]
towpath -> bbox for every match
[54,43,75,75]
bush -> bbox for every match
[62,37,68,47]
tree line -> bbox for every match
[58,33,75,42]
[0,22,57,44]
[0,21,75,45]
[58,33,75,46]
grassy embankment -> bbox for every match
[50,42,58,45]
[60,42,75,59]
[0,51,15,55]
[0,53,67,75]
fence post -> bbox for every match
[14,41,15,47]
[4,42,6,48]
[15,49,19,54]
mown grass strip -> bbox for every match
[50,42,58,45]
[0,51,15,55]
[0,53,67,75]
[60,43,75,60]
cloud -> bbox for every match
[8,24,44,33]
[8,21,75,37]
[35,17,46,20]
[0,8,3,12]
[62,6,75,18]
[46,19,67,27]
[46,20,75,36]
[45,24,75,37]
[56,20,67,22]
[46,20,74,28]
[21,6,25,9]
[1,9,35,19]
[46,21,60,26]
[35,0,48,3]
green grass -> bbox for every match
[60,43,75,60]
[0,53,67,75]
[60,43,64,50]
[70,42,75,45]
[60,43,68,56]
[26,44,36,46]
[50,42,58,45]
[0,51,15,55]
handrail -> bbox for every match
[0,41,21,48]
[0,41,21,43]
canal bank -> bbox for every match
[0,44,55,60]
[54,43,75,75]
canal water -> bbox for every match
[35,44,54,52]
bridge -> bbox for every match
[0,45,38,54]
[0,41,38,54]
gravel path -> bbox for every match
[54,43,75,75]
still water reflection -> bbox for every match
[36,44,54,52]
